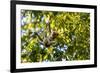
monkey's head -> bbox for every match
[51,30,59,39]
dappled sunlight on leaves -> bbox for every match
[21,10,90,63]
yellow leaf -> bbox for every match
[47,47,53,54]
[44,55,48,60]
[28,23,33,29]
[51,20,55,28]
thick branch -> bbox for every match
[34,32,43,41]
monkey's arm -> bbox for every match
[48,22,51,34]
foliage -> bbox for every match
[21,10,90,63]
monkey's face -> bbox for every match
[51,31,58,39]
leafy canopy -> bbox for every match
[21,10,90,63]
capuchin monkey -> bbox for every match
[35,30,58,47]
[34,15,58,47]
[43,30,58,47]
